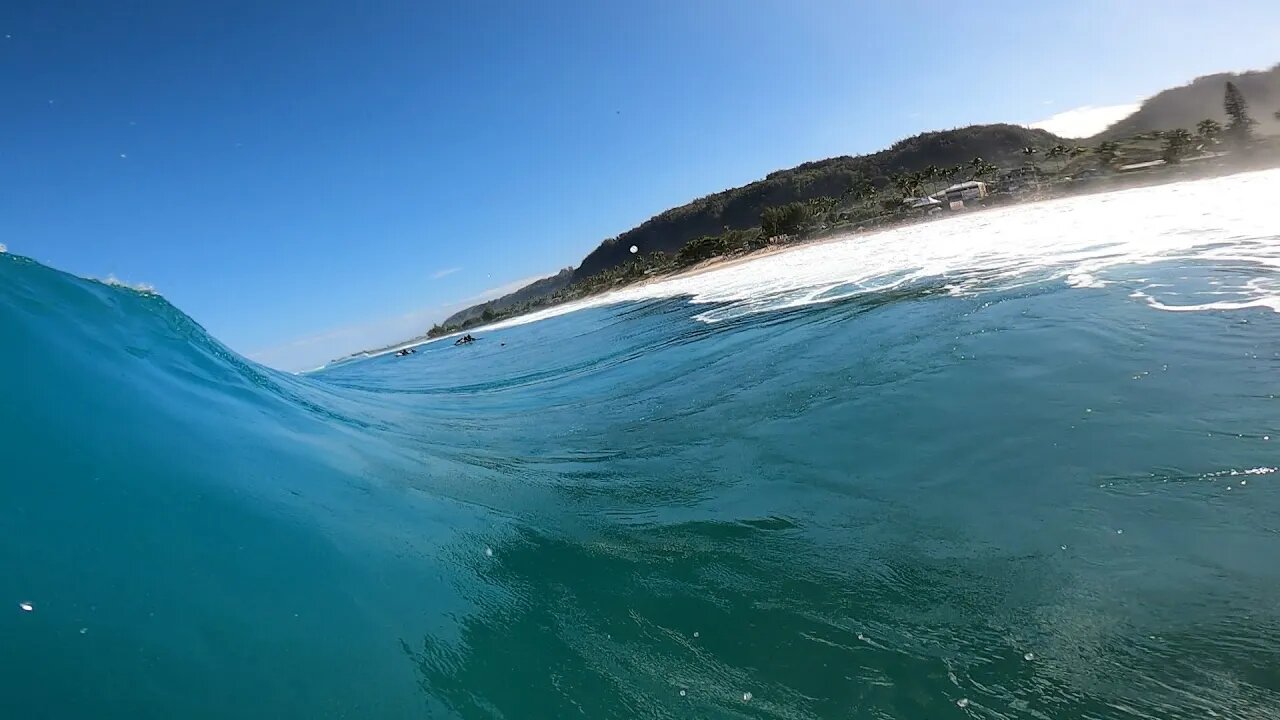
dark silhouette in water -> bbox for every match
[454,334,476,346]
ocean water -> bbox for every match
[4,170,1280,720]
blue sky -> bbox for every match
[3,0,1279,370]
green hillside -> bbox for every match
[439,268,575,328]
[409,62,1280,344]
[575,124,1062,276]
[1094,64,1280,140]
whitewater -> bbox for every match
[487,169,1280,330]
[4,169,1280,720]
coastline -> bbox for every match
[357,147,1280,361]
[647,148,1280,282]
[407,163,1276,356]
[637,157,1279,287]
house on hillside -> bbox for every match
[1117,159,1165,173]
[941,181,988,209]
[1184,151,1230,164]
[908,196,943,213]
[996,167,1039,193]
[1069,168,1105,182]
[1119,151,1228,174]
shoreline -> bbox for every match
[640,156,1280,286]
[400,164,1280,349]
[353,155,1280,361]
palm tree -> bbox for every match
[892,174,910,199]
[1046,144,1071,172]
[842,179,876,204]
[1196,119,1222,146]
[1161,128,1193,163]
[1095,140,1120,166]
[910,170,926,196]
[921,165,940,194]
[894,172,923,200]
[967,157,997,181]
[1020,146,1040,182]
[1060,146,1089,177]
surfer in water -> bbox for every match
[454,334,476,346]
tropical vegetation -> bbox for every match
[419,72,1280,342]
[1161,129,1194,163]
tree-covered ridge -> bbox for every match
[438,268,575,328]
[575,124,1063,276]
[427,68,1280,341]
[428,124,1064,335]
[1094,64,1280,140]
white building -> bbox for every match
[940,181,988,209]
[908,196,943,211]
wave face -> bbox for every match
[5,170,1280,719]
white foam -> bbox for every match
[1202,466,1276,479]
[482,170,1280,332]
[1139,296,1280,313]
[101,274,157,294]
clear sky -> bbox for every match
[4,1,1279,370]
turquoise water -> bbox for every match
[4,176,1280,719]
